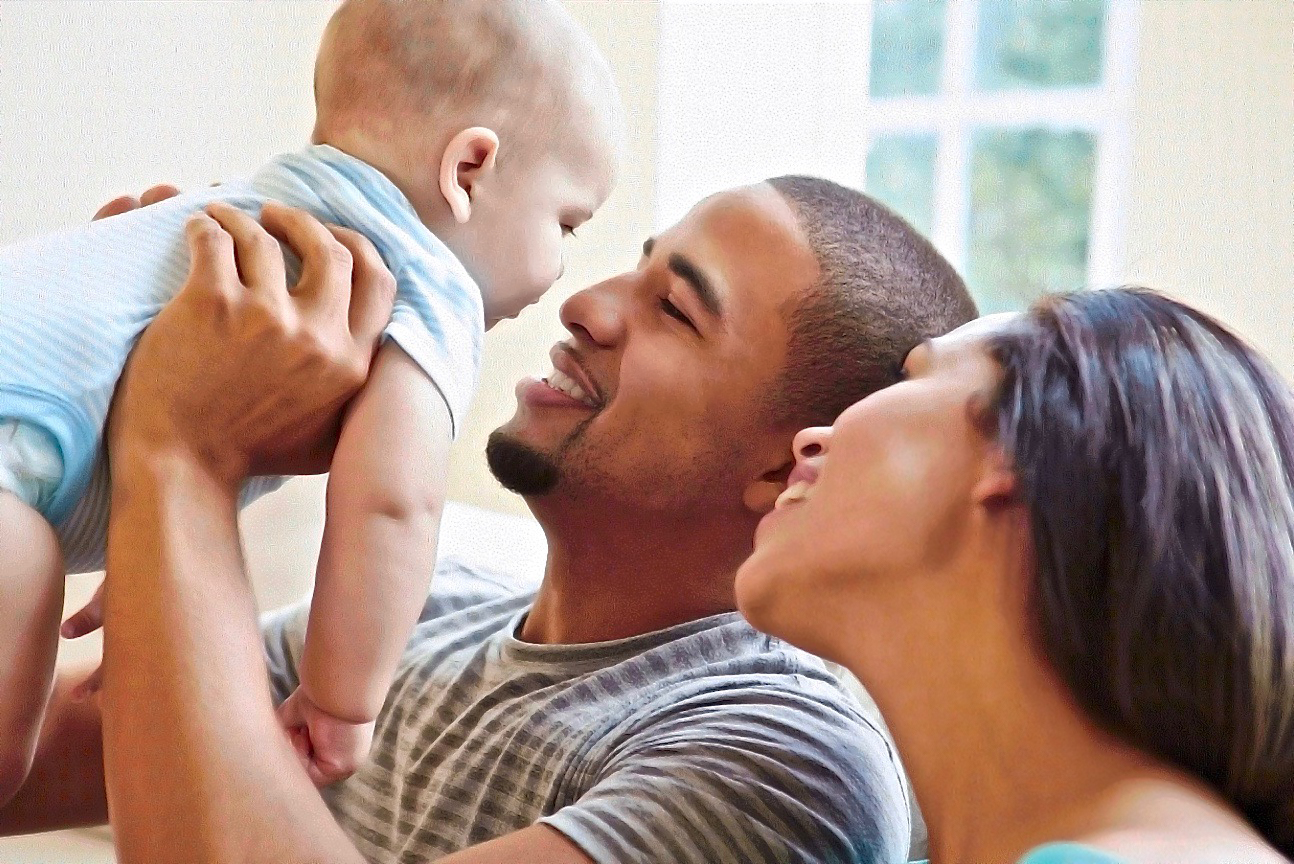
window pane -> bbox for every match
[975,0,1106,90]
[866,135,938,237]
[869,0,948,98]
[967,129,1096,313]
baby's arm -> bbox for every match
[291,340,451,779]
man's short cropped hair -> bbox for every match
[766,175,978,428]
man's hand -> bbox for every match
[98,198,394,864]
[92,184,181,221]
[277,688,376,788]
[109,200,396,487]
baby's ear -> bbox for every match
[438,127,500,224]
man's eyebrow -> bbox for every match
[667,253,724,320]
[641,237,724,320]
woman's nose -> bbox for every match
[788,426,831,486]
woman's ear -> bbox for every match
[438,127,500,224]
[967,388,1017,506]
[973,446,1018,506]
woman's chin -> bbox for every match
[734,548,793,637]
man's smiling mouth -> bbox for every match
[542,367,599,409]
[545,344,605,409]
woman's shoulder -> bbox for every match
[1015,843,1128,864]
[910,844,1126,864]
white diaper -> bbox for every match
[0,419,65,514]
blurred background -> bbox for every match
[0,0,1289,859]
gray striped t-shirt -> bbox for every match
[263,561,910,864]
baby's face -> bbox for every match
[455,139,616,328]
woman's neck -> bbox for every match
[834,560,1157,863]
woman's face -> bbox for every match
[735,314,1017,661]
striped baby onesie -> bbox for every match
[0,144,482,572]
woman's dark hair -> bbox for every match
[989,288,1294,854]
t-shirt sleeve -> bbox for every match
[261,600,310,706]
[539,679,911,864]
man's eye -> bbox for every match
[894,361,909,381]
[660,298,696,330]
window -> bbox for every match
[656,0,1139,313]
[865,0,1138,312]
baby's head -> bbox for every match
[313,0,623,327]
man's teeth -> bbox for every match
[774,481,812,510]
[546,368,594,406]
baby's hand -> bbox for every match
[277,687,376,788]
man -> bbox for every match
[3,177,975,863]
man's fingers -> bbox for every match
[140,184,182,207]
[327,225,396,348]
[180,212,239,301]
[60,583,105,639]
[93,185,182,222]
[71,664,104,701]
[259,201,350,304]
[93,195,141,222]
[205,202,286,292]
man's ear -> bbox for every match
[438,127,500,224]
[742,450,795,516]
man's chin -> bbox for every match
[486,431,560,497]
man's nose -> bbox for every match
[559,276,627,348]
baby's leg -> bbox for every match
[0,491,64,807]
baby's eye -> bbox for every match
[561,225,577,238]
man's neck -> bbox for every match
[519,505,748,645]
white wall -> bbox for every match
[655,2,872,228]
[0,1,335,241]
[1124,0,1294,377]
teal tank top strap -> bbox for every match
[1016,842,1129,864]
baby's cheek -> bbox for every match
[530,244,565,295]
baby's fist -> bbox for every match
[277,687,376,788]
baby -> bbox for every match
[0,0,621,798]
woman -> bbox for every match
[737,288,1293,864]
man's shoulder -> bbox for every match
[609,614,888,743]
[544,618,914,864]
[418,556,538,624]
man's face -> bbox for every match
[487,184,821,519]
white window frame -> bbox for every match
[865,0,1141,290]
[656,0,1140,292]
